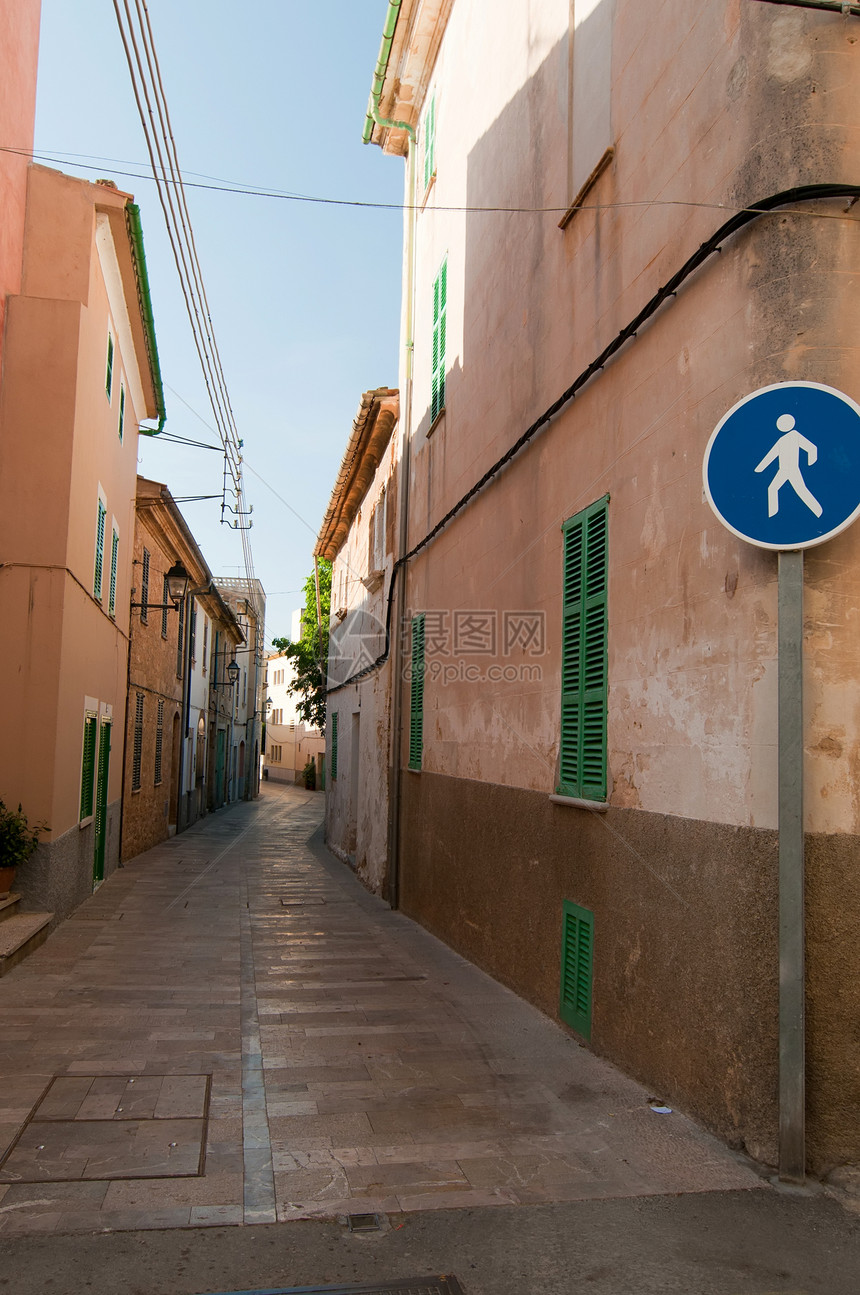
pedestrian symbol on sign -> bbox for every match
[703,381,860,550]
[754,415,822,519]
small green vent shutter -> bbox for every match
[331,711,338,780]
[431,259,447,423]
[79,712,98,820]
[560,900,594,1039]
[409,613,425,771]
[559,497,608,800]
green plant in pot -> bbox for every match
[0,799,45,900]
[302,759,316,791]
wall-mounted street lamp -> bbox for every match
[212,656,241,689]
[130,560,191,611]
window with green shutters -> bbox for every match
[118,384,125,442]
[79,712,98,820]
[105,333,114,399]
[558,497,608,801]
[431,258,447,424]
[409,613,425,771]
[422,93,436,191]
[94,499,106,599]
[132,692,144,791]
[108,526,119,618]
[154,699,164,785]
[140,548,150,624]
[560,900,594,1039]
[331,711,338,780]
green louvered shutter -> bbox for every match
[331,711,338,779]
[132,692,144,791]
[409,613,425,771]
[118,385,125,442]
[431,259,447,424]
[559,497,608,800]
[108,527,119,618]
[105,333,114,398]
[560,900,594,1039]
[93,720,111,883]
[94,500,106,598]
[423,94,436,190]
[79,712,98,819]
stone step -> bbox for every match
[0,912,53,977]
[0,893,22,923]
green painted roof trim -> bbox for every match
[362,0,416,145]
[125,201,166,434]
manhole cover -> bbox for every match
[205,1282,464,1295]
[0,1074,210,1183]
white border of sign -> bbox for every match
[703,380,860,551]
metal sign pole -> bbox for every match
[778,548,805,1183]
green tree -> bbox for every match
[272,560,331,731]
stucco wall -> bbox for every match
[381,0,860,1172]
[325,437,398,895]
[401,770,860,1173]
[0,0,40,391]
[0,167,153,912]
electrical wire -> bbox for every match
[8,143,860,222]
[325,181,860,696]
[111,0,262,651]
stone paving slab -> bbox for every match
[0,783,762,1235]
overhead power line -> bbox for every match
[111,0,261,637]
[8,143,860,222]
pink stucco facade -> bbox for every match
[345,0,860,1173]
[0,166,160,918]
[0,0,40,396]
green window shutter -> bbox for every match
[154,699,164,785]
[94,500,106,598]
[118,385,125,442]
[108,527,119,618]
[161,575,170,637]
[409,613,425,771]
[79,712,98,819]
[431,258,447,423]
[132,692,144,791]
[176,596,185,676]
[558,497,608,800]
[106,333,114,399]
[423,94,436,190]
[331,711,338,779]
[140,548,150,624]
[560,900,594,1039]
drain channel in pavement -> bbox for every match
[204,1280,465,1295]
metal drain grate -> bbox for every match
[205,1282,464,1295]
[347,1213,381,1233]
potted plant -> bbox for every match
[302,759,316,791]
[0,799,45,899]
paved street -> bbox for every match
[0,783,857,1294]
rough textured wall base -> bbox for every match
[20,800,120,922]
[400,770,860,1174]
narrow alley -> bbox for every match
[0,781,759,1234]
[1,785,859,1294]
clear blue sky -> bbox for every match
[34,0,403,643]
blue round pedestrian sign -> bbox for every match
[703,381,860,550]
